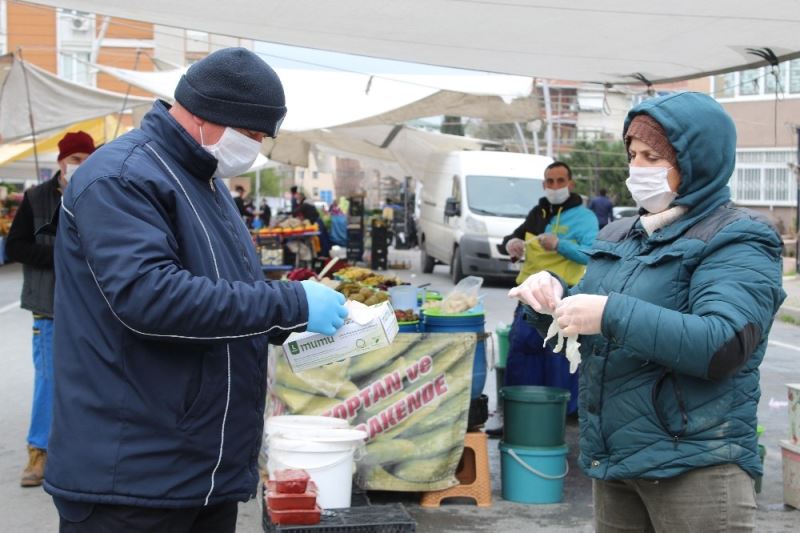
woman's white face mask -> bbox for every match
[201,126,262,179]
[625,166,677,213]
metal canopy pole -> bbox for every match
[17,48,42,183]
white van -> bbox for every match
[417,151,552,282]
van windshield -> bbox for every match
[465,175,544,218]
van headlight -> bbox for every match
[465,214,488,235]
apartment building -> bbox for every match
[704,63,800,233]
[1,1,254,94]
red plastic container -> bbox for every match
[273,469,310,494]
[266,479,317,495]
[267,488,317,511]
[268,505,322,526]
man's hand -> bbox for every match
[300,280,348,336]
[508,271,564,313]
[538,233,559,251]
[554,294,608,336]
[505,238,525,259]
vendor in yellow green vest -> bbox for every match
[499,161,598,418]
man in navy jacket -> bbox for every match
[45,48,348,532]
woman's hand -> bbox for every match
[554,294,608,336]
[508,271,564,313]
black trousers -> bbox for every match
[56,498,238,533]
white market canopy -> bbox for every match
[91,63,525,168]
[89,64,538,132]
[30,1,800,84]
[0,54,151,142]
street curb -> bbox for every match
[778,305,800,325]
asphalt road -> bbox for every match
[0,256,798,531]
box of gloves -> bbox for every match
[282,300,399,373]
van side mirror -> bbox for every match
[444,197,460,217]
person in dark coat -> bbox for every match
[588,188,614,228]
[44,48,348,532]
[260,199,272,227]
[6,131,96,488]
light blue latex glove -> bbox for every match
[300,280,348,336]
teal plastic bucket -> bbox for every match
[496,324,510,368]
[397,321,420,333]
[422,311,486,399]
[499,442,568,504]
[501,386,569,447]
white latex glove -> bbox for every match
[554,294,608,337]
[505,238,525,259]
[543,317,582,374]
[508,271,564,313]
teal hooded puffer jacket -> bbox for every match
[527,92,786,480]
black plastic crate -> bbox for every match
[263,503,415,533]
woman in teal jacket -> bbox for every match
[510,92,785,532]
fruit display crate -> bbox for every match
[263,503,415,533]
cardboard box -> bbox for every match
[780,439,800,509]
[788,383,800,446]
[282,301,398,373]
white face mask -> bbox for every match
[201,126,262,179]
[62,163,81,184]
[544,186,570,205]
[626,166,677,214]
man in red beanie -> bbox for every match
[5,130,95,487]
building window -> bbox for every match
[59,51,92,85]
[729,150,795,205]
[298,170,305,180]
[711,59,800,100]
[713,73,736,98]
[790,59,800,94]
[312,187,319,196]
[312,171,319,180]
[712,62,800,100]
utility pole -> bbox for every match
[542,80,554,159]
[796,127,799,273]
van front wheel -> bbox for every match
[421,247,435,274]
[451,248,465,283]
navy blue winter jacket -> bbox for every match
[44,101,309,508]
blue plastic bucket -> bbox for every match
[422,311,486,399]
[499,442,568,504]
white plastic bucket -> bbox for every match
[265,415,349,438]
[267,435,364,509]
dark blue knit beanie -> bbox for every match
[174,47,286,137]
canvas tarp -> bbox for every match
[28,1,800,84]
[90,64,504,169]
[88,63,538,132]
[0,115,128,166]
[0,54,151,143]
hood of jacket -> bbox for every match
[623,92,736,217]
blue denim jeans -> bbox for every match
[28,316,54,450]
[505,304,579,414]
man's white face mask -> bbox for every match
[201,126,262,179]
[625,165,677,214]
[544,186,570,205]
